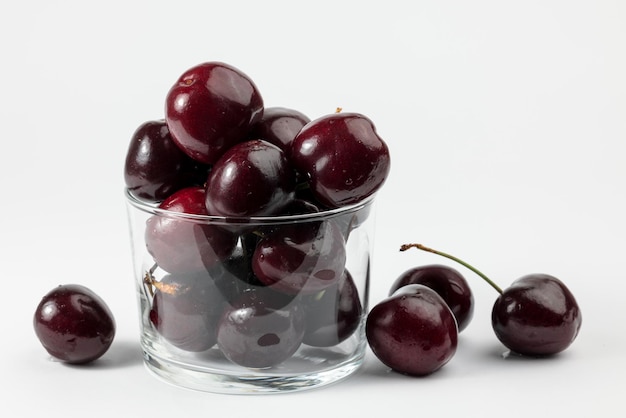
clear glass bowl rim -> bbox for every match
[124,188,375,226]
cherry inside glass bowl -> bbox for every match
[125,188,376,394]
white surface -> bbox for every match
[2,0,624,416]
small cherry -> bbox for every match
[204,139,296,217]
[165,61,264,164]
[366,284,458,376]
[290,110,391,208]
[216,288,305,369]
[251,218,347,295]
[400,243,582,356]
[124,119,209,202]
[145,186,238,274]
[249,106,310,153]
[33,284,116,364]
[148,271,226,352]
[302,270,363,347]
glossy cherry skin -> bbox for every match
[389,264,473,332]
[165,61,264,164]
[252,219,346,295]
[492,274,582,356]
[124,120,209,202]
[216,288,305,368]
[302,270,362,347]
[205,139,296,217]
[290,112,391,208]
[366,284,458,376]
[149,272,226,352]
[249,106,310,153]
[145,186,238,273]
[33,284,115,364]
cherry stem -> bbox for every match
[143,263,162,297]
[399,243,504,295]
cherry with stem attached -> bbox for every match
[400,243,582,357]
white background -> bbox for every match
[2,0,624,416]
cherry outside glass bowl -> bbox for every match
[124,189,375,394]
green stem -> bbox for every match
[399,243,504,295]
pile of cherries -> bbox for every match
[121,61,390,369]
[366,243,582,376]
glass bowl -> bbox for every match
[125,189,376,394]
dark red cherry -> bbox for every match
[145,186,237,273]
[302,270,362,347]
[216,288,305,368]
[389,264,474,332]
[205,139,296,217]
[290,112,390,208]
[366,284,458,376]
[149,271,226,352]
[250,106,310,153]
[124,120,210,202]
[33,284,116,364]
[492,274,582,356]
[252,219,346,295]
[165,62,264,164]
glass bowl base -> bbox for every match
[142,348,365,394]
